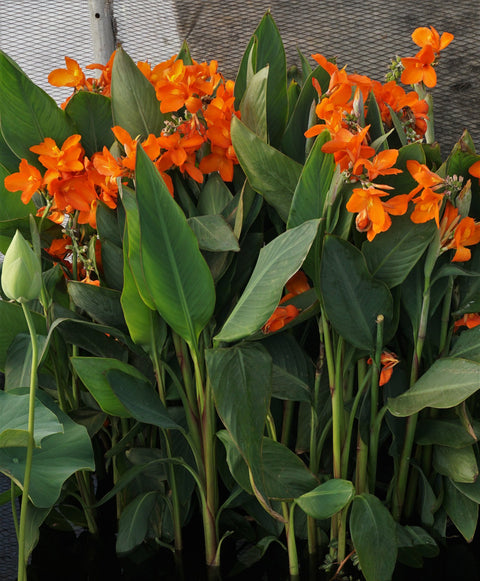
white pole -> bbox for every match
[88,0,116,64]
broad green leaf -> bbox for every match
[231,116,302,222]
[451,478,480,503]
[388,358,480,416]
[287,131,335,229]
[187,215,240,252]
[119,184,155,310]
[443,477,478,541]
[239,66,268,141]
[362,213,436,288]
[0,391,94,507]
[100,239,124,291]
[350,494,397,581]
[413,466,437,527]
[23,504,50,564]
[206,343,271,476]
[111,47,164,139]
[65,92,114,156]
[365,91,387,149]
[116,491,160,553]
[416,418,479,448]
[107,369,181,431]
[0,391,63,448]
[197,172,233,215]
[0,51,74,165]
[0,301,46,371]
[296,479,355,519]
[0,131,21,172]
[135,146,215,345]
[71,357,148,417]
[396,524,439,568]
[214,219,319,343]
[67,281,126,329]
[5,333,48,390]
[281,66,330,162]
[450,326,480,362]
[218,431,318,501]
[433,444,478,483]
[320,236,393,351]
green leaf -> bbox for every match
[111,47,165,139]
[65,92,114,156]
[135,146,215,346]
[214,219,319,343]
[71,357,148,417]
[450,326,480,362]
[0,51,74,164]
[296,479,354,519]
[197,173,233,215]
[239,66,268,141]
[282,65,330,163]
[218,431,318,501]
[0,301,46,372]
[396,524,439,568]
[107,369,181,431]
[350,493,397,581]
[0,391,63,448]
[443,477,478,541]
[320,236,393,351]
[0,391,94,508]
[231,116,302,222]
[388,358,480,416]
[451,478,480,503]
[206,343,271,477]
[362,213,436,288]
[416,418,479,448]
[116,491,161,553]
[433,444,478,483]
[5,333,48,390]
[187,215,240,252]
[67,281,126,329]
[287,131,335,229]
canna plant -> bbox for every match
[0,12,479,581]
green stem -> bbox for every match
[438,276,454,356]
[368,315,384,492]
[280,400,295,447]
[17,303,39,581]
[286,502,300,578]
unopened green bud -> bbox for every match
[1,230,42,303]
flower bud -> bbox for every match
[1,230,42,303]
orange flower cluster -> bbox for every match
[4,135,117,228]
[401,26,454,88]
[49,53,240,184]
[263,271,310,333]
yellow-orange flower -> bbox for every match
[280,271,310,304]
[454,313,480,332]
[48,56,87,90]
[401,45,437,88]
[4,159,43,204]
[411,26,454,54]
[352,149,402,181]
[368,351,400,386]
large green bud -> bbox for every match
[1,230,42,303]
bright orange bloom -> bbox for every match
[346,187,409,241]
[30,135,85,174]
[353,149,402,181]
[401,45,437,87]
[410,188,444,227]
[45,236,72,262]
[321,125,375,172]
[262,304,300,334]
[454,313,480,332]
[85,50,116,96]
[198,145,236,182]
[469,160,480,179]
[80,271,100,286]
[411,26,454,54]
[368,351,400,386]
[48,56,87,90]
[406,160,444,196]
[92,146,125,178]
[446,217,480,262]
[311,53,338,76]
[4,159,43,204]
[280,271,310,304]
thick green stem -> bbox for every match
[17,303,39,581]
[285,502,300,578]
[368,315,384,492]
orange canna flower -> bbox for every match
[410,188,444,227]
[30,135,85,174]
[454,313,480,332]
[353,149,402,181]
[368,351,400,386]
[45,236,72,262]
[4,159,44,204]
[346,186,409,241]
[280,271,310,304]
[411,26,454,54]
[406,160,444,196]
[469,160,480,179]
[262,304,300,334]
[446,217,480,262]
[321,125,375,172]
[48,56,87,90]
[401,44,437,88]
[80,271,100,286]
